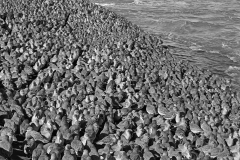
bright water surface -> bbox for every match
[90,0,240,87]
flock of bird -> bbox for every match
[1,0,240,160]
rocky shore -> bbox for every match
[1,0,240,160]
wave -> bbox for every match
[225,66,240,78]
[95,3,115,6]
[226,66,240,71]
[133,0,140,4]
[226,55,238,62]
[131,0,188,6]
[226,51,240,62]
[225,66,240,77]
[189,45,203,51]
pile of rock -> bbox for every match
[0,0,240,160]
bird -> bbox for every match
[187,132,195,142]
[32,143,44,160]
[0,135,13,158]
[0,155,7,160]
[54,130,64,145]
[148,120,158,138]
[111,139,123,152]
[68,106,77,121]
[9,102,24,117]
[24,137,36,156]
[0,127,16,142]
[216,134,226,145]
[30,110,42,131]
[81,132,90,146]
[160,151,170,160]
[25,126,49,143]
[86,140,100,159]
[152,115,165,126]
[113,109,122,122]
[200,119,212,136]
[92,122,100,135]
[61,100,70,113]
[117,119,131,131]
[210,144,226,158]
[62,128,73,143]
[189,121,203,134]
[121,96,133,109]
[99,121,110,139]
[71,135,84,156]
[50,152,58,160]
[98,144,112,158]
[163,111,176,120]
[136,123,144,138]
[96,133,119,145]
[198,144,214,155]
[81,149,91,160]
[149,139,164,156]
[167,146,180,159]
[105,73,115,94]
[143,144,155,160]
[54,114,62,127]
[185,110,193,121]
[85,124,97,142]
[40,118,54,141]
[146,104,157,115]
[175,111,181,124]
[44,142,64,160]
[157,103,169,116]
[135,133,149,148]
[233,152,240,160]
[38,149,49,160]
[11,112,22,126]
[128,145,142,160]
[177,143,191,159]
[47,106,58,122]
[62,145,76,160]
[39,116,46,126]
[225,132,234,147]
[20,119,30,135]
[114,151,129,160]
[121,129,133,145]
[71,110,80,126]
[59,115,69,133]
[69,121,81,135]
[3,119,17,133]
[230,140,240,154]
[162,119,171,132]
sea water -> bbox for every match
[90,0,240,87]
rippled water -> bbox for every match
[90,0,240,86]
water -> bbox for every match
[90,0,240,86]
